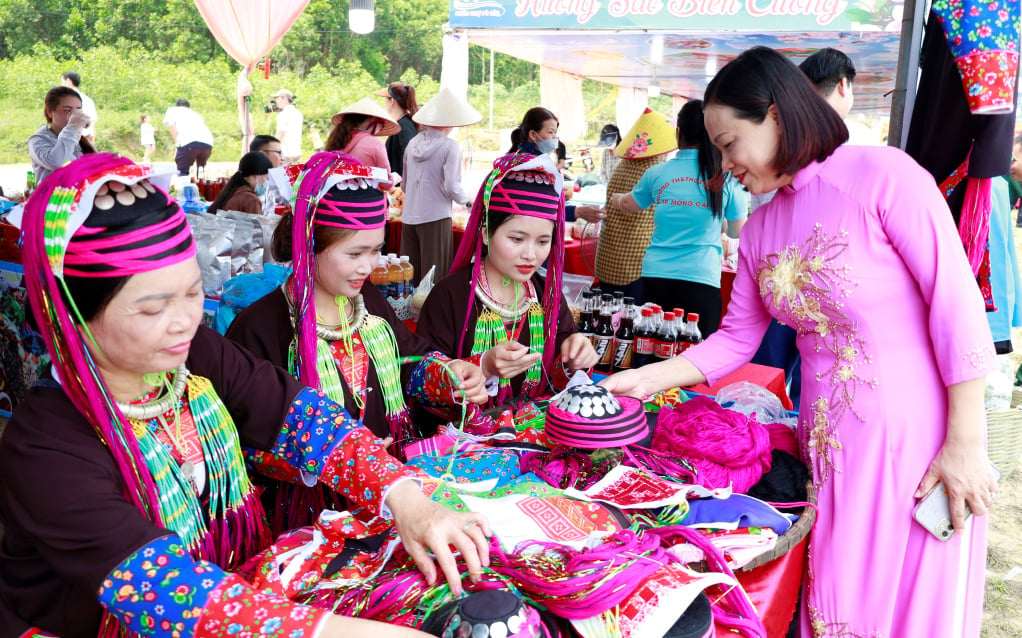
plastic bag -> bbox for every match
[213,263,292,334]
[410,265,436,320]
[714,381,797,426]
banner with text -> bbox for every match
[449,0,900,31]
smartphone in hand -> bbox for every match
[913,465,1001,541]
[913,484,961,541]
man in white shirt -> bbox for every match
[271,89,304,165]
[250,135,289,215]
[163,99,215,177]
[60,72,97,144]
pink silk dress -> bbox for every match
[685,144,996,637]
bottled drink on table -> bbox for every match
[654,311,677,361]
[371,256,390,297]
[592,295,615,374]
[650,305,664,334]
[633,308,656,368]
[677,313,703,354]
[400,256,414,297]
[612,298,635,371]
[387,253,403,298]
[671,310,686,356]
[576,290,595,341]
[612,291,625,314]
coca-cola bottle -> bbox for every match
[653,311,678,361]
[633,308,656,368]
[677,312,703,354]
[576,290,595,341]
[612,298,636,371]
[593,296,616,373]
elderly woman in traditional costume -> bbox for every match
[416,153,598,406]
[227,151,487,532]
[0,153,489,637]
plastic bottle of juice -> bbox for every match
[400,256,414,297]
[387,253,403,298]
[371,256,390,297]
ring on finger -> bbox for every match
[463,521,480,533]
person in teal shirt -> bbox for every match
[611,100,747,337]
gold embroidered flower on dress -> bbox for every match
[756,224,871,486]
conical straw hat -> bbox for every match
[615,107,677,159]
[413,87,482,128]
[331,97,401,136]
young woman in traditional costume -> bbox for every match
[0,153,489,638]
[416,153,598,406]
[226,152,487,532]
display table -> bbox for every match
[686,362,794,411]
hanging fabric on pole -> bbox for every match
[192,0,311,152]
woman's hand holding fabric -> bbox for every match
[560,333,598,372]
[482,341,542,379]
[385,480,491,595]
[446,359,489,405]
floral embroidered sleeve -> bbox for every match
[96,534,327,637]
[406,350,464,406]
[273,387,417,516]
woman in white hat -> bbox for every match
[325,96,401,189]
[400,88,481,285]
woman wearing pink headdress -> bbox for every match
[417,153,598,406]
[227,151,488,533]
[0,153,489,638]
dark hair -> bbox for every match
[704,46,848,179]
[325,114,374,152]
[508,107,558,152]
[271,210,355,262]
[61,275,129,322]
[61,71,81,87]
[799,48,857,97]
[44,86,96,154]
[386,83,419,116]
[677,100,724,218]
[250,134,281,153]
[207,152,272,214]
[175,98,190,108]
[140,114,150,123]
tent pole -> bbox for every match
[489,48,495,130]
[888,0,926,149]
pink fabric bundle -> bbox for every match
[653,395,772,493]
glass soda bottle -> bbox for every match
[654,311,677,361]
[633,308,656,368]
[593,296,616,373]
[612,298,635,371]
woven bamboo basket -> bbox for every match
[739,481,817,572]
[987,407,1022,479]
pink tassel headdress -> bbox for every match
[450,152,566,380]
